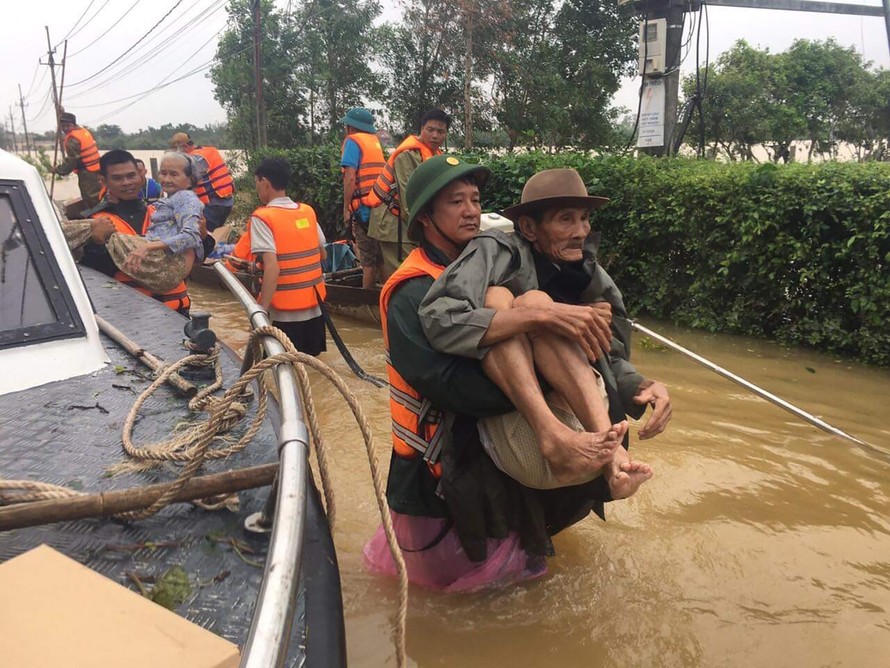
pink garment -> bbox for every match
[363,511,547,592]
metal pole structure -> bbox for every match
[252,0,267,148]
[883,0,890,57]
[45,27,61,199]
[8,108,19,154]
[18,84,32,156]
[640,1,685,157]
[212,262,308,668]
[628,320,885,454]
[57,40,69,119]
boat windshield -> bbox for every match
[0,182,84,349]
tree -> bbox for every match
[211,0,309,149]
[376,0,466,138]
[288,0,383,140]
[779,38,865,161]
[490,0,635,150]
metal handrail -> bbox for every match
[212,263,310,668]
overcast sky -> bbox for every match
[1,0,888,136]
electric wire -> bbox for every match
[67,0,114,42]
[68,0,143,58]
[66,0,186,87]
[65,0,224,99]
[55,0,96,47]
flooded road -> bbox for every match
[192,283,890,667]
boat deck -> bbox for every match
[0,269,344,666]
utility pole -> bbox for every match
[252,0,267,148]
[8,108,19,153]
[636,1,688,156]
[463,1,475,149]
[882,0,890,57]
[18,84,32,156]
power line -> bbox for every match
[68,0,143,58]
[55,0,96,47]
[65,0,225,100]
[67,0,113,42]
[66,0,186,87]
[86,26,237,124]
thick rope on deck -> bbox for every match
[1,325,408,666]
[0,480,85,505]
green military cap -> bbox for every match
[340,107,377,133]
[405,155,491,242]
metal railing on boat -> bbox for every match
[212,263,309,668]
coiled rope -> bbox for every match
[0,325,409,667]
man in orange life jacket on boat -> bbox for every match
[227,157,329,356]
[169,131,235,235]
[366,109,449,278]
[80,149,193,315]
[364,155,671,591]
[340,107,386,289]
[51,112,102,209]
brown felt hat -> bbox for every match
[501,168,609,222]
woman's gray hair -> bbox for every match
[161,151,204,187]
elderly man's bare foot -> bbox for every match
[607,458,653,499]
[542,424,623,484]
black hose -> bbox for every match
[317,294,387,388]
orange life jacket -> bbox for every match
[91,206,191,313]
[248,204,326,311]
[65,127,100,173]
[365,135,440,216]
[342,132,386,212]
[379,247,447,477]
[190,145,234,203]
[224,221,255,273]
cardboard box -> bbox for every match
[0,545,240,668]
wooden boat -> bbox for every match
[191,263,382,325]
[0,150,345,666]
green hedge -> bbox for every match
[242,145,890,366]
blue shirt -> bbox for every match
[341,137,370,224]
[142,178,163,201]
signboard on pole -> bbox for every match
[637,78,665,148]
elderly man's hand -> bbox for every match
[536,302,613,361]
[89,217,115,245]
[633,380,672,439]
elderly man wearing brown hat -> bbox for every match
[51,112,102,208]
[419,167,672,499]
[365,157,652,592]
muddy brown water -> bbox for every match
[191,282,890,668]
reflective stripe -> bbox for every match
[392,422,430,457]
[390,385,423,412]
[278,248,320,261]
[275,275,323,291]
[279,263,320,276]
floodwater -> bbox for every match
[192,282,890,668]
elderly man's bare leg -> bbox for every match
[481,287,620,483]
[512,289,653,499]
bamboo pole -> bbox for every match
[628,319,886,454]
[95,315,197,397]
[0,463,278,531]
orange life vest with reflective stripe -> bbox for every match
[91,206,191,313]
[65,127,100,173]
[365,136,440,216]
[379,247,447,477]
[251,204,326,311]
[342,132,386,212]
[190,145,234,203]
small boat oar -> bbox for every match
[628,319,883,453]
[317,293,387,388]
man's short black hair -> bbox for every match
[254,157,292,191]
[419,108,451,129]
[99,149,138,177]
[134,158,145,168]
